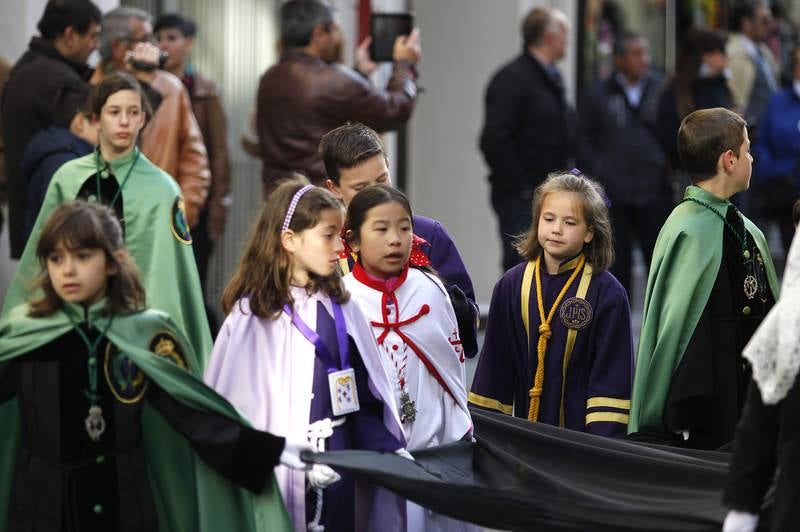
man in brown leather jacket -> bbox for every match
[93,7,210,229]
[257,0,420,197]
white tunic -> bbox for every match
[345,266,477,532]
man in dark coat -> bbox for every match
[256,0,420,197]
[480,7,577,272]
[577,32,672,299]
[1,0,101,259]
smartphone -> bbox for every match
[370,13,413,62]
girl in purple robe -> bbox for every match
[204,178,407,532]
[469,170,634,438]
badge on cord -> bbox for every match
[329,368,360,416]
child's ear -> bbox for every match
[325,179,343,201]
[281,229,297,254]
[107,250,124,277]
[721,149,737,174]
[583,226,595,245]
[344,229,359,252]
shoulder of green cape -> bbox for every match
[0,305,230,415]
[630,201,778,433]
[51,150,181,197]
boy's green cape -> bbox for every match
[2,149,212,368]
[629,186,779,434]
[0,301,291,531]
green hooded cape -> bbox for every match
[2,148,212,368]
[629,186,779,434]
[0,301,291,531]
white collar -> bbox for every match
[737,33,759,58]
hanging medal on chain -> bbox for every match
[387,343,416,423]
[85,405,106,441]
[66,312,114,442]
[682,197,759,301]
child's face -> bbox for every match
[326,154,392,207]
[537,192,594,266]
[350,201,412,279]
[46,243,115,306]
[94,89,145,154]
[285,208,344,285]
[729,127,753,194]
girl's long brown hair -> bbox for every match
[29,200,146,317]
[221,177,349,318]
[672,27,729,118]
[515,171,614,272]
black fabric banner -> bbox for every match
[310,408,736,531]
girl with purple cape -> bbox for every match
[204,178,409,532]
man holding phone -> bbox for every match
[256,0,420,198]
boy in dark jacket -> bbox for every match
[21,110,96,241]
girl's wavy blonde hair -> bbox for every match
[515,170,614,271]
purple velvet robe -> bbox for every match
[470,256,634,438]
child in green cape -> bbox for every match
[0,201,305,532]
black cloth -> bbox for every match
[0,326,282,532]
[724,379,797,531]
[1,37,93,258]
[480,52,577,270]
[310,407,733,531]
[663,206,774,450]
[655,76,733,169]
[21,127,93,242]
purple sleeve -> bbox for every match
[425,220,476,303]
[469,273,522,416]
[584,276,634,438]
[348,337,404,452]
[424,220,480,358]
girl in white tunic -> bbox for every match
[204,179,407,532]
[342,185,475,532]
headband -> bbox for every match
[282,185,315,232]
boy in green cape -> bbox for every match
[0,200,297,531]
[629,107,779,450]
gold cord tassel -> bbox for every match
[527,254,585,421]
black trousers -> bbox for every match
[608,198,671,301]
[191,207,220,336]
[490,188,533,272]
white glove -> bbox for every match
[306,464,341,489]
[722,510,759,532]
[280,440,314,471]
[394,448,414,461]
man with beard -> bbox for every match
[256,0,420,198]
[2,0,101,258]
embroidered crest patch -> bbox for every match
[171,197,192,244]
[559,297,593,330]
[104,343,148,404]
[149,331,189,370]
